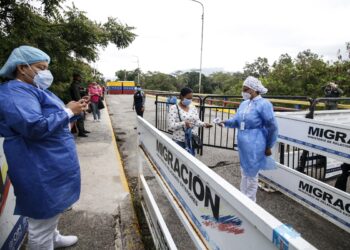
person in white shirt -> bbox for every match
[168,87,212,155]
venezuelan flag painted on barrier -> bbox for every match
[107,81,135,95]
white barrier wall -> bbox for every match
[138,117,316,250]
[0,138,27,249]
[272,111,350,232]
[276,111,350,164]
[260,163,350,233]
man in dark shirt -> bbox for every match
[132,86,146,117]
[324,82,344,110]
[69,72,90,137]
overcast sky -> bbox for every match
[67,0,350,79]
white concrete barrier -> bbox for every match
[261,111,350,233]
[139,174,177,249]
[138,117,316,250]
[260,162,350,233]
[276,110,350,164]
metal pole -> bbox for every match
[137,58,140,85]
[190,0,204,94]
[132,55,140,85]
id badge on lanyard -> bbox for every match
[241,102,252,130]
[240,121,245,130]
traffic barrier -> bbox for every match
[258,110,350,233]
[139,174,177,249]
[106,81,135,95]
[138,117,316,250]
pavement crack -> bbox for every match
[144,176,155,181]
[208,161,234,169]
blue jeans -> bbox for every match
[91,102,101,120]
[173,140,195,156]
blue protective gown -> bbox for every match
[224,96,278,177]
[0,80,80,219]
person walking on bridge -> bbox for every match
[0,45,85,249]
[132,85,146,117]
[220,76,278,202]
[88,82,103,122]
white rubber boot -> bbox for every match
[54,229,78,249]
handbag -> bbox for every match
[98,98,105,110]
[176,105,202,149]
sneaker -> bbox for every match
[83,130,91,133]
[54,233,78,249]
[97,119,101,122]
[78,133,88,137]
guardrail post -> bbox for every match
[155,95,159,129]
[199,96,205,155]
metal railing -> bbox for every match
[278,143,327,180]
[155,94,313,153]
[154,93,349,181]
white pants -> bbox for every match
[27,214,60,250]
[240,170,259,202]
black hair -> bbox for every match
[180,87,193,98]
[73,72,82,78]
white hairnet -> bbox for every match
[243,76,268,94]
[0,45,50,79]
[328,82,337,88]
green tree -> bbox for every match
[115,69,138,81]
[0,0,137,99]
[143,72,177,92]
[294,50,329,97]
[243,57,270,78]
[266,54,298,95]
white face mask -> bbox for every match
[242,92,251,100]
[33,69,54,90]
[17,49,53,90]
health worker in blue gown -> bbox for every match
[0,46,87,249]
[220,76,278,202]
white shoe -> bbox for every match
[97,119,101,122]
[93,119,97,122]
[54,233,78,249]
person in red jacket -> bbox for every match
[88,82,103,122]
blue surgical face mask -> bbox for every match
[136,87,141,91]
[182,98,192,106]
[33,69,54,90]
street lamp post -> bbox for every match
[190,0,204,94]
[132,55,140,85]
